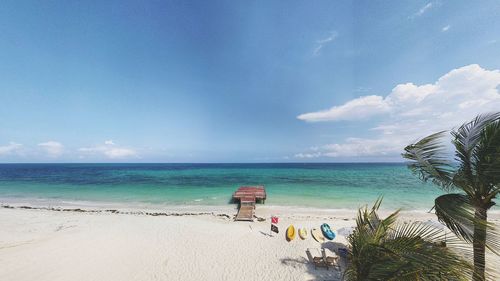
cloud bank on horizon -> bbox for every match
[296,64,500,159]
[0,140,137,161]
[38,141,64,158]
[79,141,138,159]
[0,142,23,156]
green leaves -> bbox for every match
[345,200,473,281]
[402,131,455,191]
[403,112,500,280]
[434,194,475,243]
[474,120,500,198]
[451,112,500,196]
[402,112,500,198]
[435,194,500,256]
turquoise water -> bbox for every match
[0,163,445,210]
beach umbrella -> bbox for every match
[337,226,355,237]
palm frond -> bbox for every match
[434,193,500,254]
[434,193,475,243]
[452,113,500,157]
[402,131,455,190]
[345,200,473,281]
[402,113,500,280]
[473,119,500,200]
[382,222,472,280]
[452,112,500,192]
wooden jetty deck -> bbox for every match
[232,186,266,221]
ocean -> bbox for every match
[0,163,445,211]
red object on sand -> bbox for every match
[271,216,279,224]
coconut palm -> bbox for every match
[344,198,472,281]
[402,112,500,281]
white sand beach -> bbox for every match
[1,203,499,281]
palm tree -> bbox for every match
[402,112,500,281]
[344,198,472,281]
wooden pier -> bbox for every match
[232,186,266,221]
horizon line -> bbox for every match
[0,161,407,165]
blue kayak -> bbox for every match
[321,223,336,240]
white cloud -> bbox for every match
[294,152,322,159]
[414,2,433,17]
[442,25,451,32]
[0,142,23,156]
[296,64,500,159]
[298,95,391,122]
[79,141,137,159]
[297,138,408,159]
[38,141,64,157]
[313,31,338,56]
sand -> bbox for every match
[0,202,499,281]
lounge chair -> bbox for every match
[307,248,328,269]
[322,248,341,271]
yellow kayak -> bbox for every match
[311,228,325,243]
[299,227,308,240]
[286,225,296,241]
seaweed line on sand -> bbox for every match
[0,204,233,219]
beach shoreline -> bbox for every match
[3,195,486,214]
[2,196,500,218]
[1,199,499,281]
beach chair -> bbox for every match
[338,247,348,258]
[307,248,328,270]
[322,248,341,271]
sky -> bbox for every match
[0,0,500,163]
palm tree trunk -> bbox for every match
[472,207,487,281]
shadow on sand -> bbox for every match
[280,241,347,281]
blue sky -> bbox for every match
[1,1,500,162]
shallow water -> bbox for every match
[0,163,445,210]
